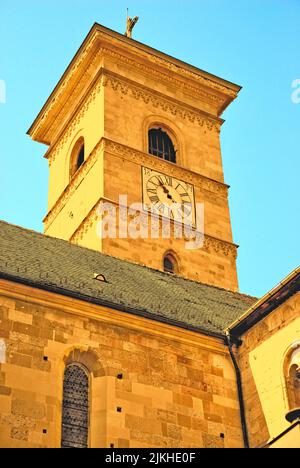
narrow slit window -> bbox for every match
[76,145,84,172]
[70,138,85,179]
[61,364,89,449]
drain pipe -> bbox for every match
[226,331,250,449]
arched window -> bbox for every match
[70,138,85,179]
[61,364,89,449]
[148,128,176,163]
[163,253,178,274]
[286,346,300,410]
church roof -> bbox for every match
[227,265,300,337]
[0,220,256,340]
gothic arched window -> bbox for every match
[61,364,89,449]
[148,128,176,163]
[163,253,178,274]
[70,138,85,179]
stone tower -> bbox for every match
[28,23,241,291]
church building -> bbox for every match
[0,23,299,448]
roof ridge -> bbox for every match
[0,219,256,300]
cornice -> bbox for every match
[0,280,228,354]
[104,138,228,196]
[145,53,237,98]
[44,48,103,144]
[46,68,224,168]
[100,46,225,107]
[46,73,104,168]
[29,32,101,144]
[70,199,238,260]
[44,137,229,231]
[93,26,240,96]
[29,23,240,144]
[102,70,223,134]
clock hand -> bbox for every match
[162,186,172,197]
[158,181,176,202]
[155,179,191,217]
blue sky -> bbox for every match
[0,0,299,297]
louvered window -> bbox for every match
[148,128,176,163]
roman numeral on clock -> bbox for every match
[142,167,195,228]
[156,176,165,186]
[147,188,157,195]
[149,195,159,203]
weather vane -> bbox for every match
[125,8,139,38]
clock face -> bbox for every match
[142,167,196,227]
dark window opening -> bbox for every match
[148,128,176,163]
[76,145,85,172]
[61,364,89,449]
[287,363,300,409]
[70,138,85,179]
[163,254,178,274]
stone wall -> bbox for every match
[238,291,300,447]
[0,281,243,448]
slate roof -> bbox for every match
[0,220,257,339]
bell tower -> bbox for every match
[28,23,241,291]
